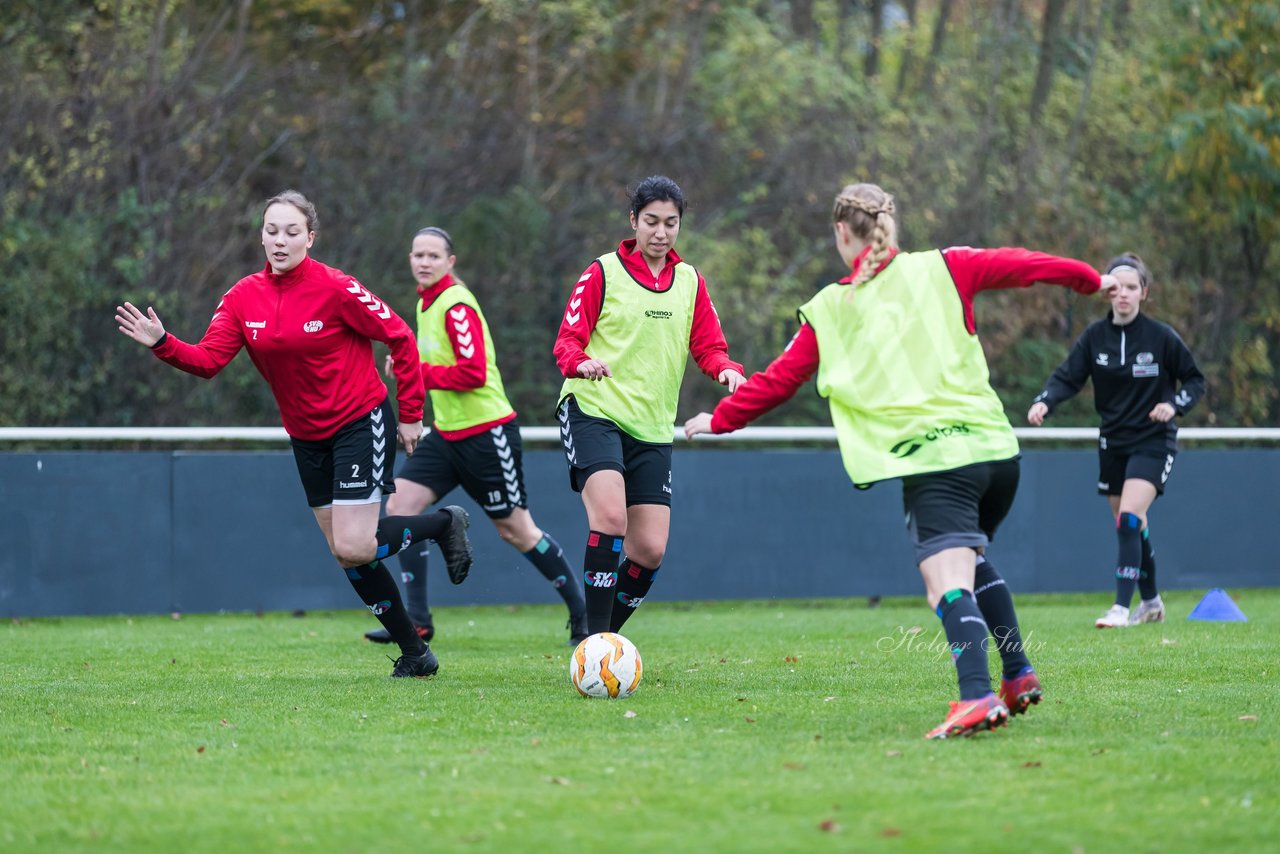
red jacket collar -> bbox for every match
[417,272,456,310]
[264,255,315,286]
[838,246,900,284]
[618,238,683,277]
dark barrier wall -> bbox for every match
[1,448,1275,617]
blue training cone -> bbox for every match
[1186,588,1248,622]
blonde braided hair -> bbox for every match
[832,183,898,288]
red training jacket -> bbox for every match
[710,246,1101,433]
[151,256,425,441]
[553,239,743,381]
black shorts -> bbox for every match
[901,457,1020,564]
[1097,447,1175,496]
[557,396,672,507]
[290,397,398,508]
[397,419,529,519]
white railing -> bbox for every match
[1,426,1278,443]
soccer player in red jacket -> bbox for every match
[115,190,473,678]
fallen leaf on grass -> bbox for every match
[197,746,205,753]
[623,710,637,718]
[219,719,229,727]
[1239,715,1259,722]
[1161,638,1177,645]
[530,738,540,746]
[824,697,836,702]
[814,735,823,742]
[784,655,798,663]
[818,820,840,833]
[880,828,901,838]
[1022,761,1041,768]
[744,716,756,724]
[549,776,570,786]
[1091,748,1109,755]
[783,762,806,770]
[885,750,902,758]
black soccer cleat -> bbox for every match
[390,646,439,678]
[568,613,590,647]
[365,624,434,644]
[438,505,473,585]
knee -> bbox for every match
[332,535,375,567]
[626,541,666,569]
[591,508,628,535]
[495,521,531,550]
[383,493,414,516]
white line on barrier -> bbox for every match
[1,426,1278,443]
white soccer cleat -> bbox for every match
[1130,596,1166,625]
[1095,604,1131,628]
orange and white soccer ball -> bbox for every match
[570,632,642,698]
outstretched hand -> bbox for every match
[1027,401,1049,426]
[115,302,166,347]
[684,411,714,440]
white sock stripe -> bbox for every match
[974,578,1006,596]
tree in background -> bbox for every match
[1,0,1275,430]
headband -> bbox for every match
[415,226,454,253]
[1106,262,1148,287]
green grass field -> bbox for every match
[3,590,1277,852]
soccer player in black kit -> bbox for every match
[1027,253,1205,627]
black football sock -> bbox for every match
[344,560,427,656]
[1138,526,1159,601]
[973,556,1032,679]
[935,589,993,701]
[397,542,432,627]
[582,530,623,635]
[375,511,451,560]
[523,532,587,619]
[1114,512,1143,608]
[610,558,659,633]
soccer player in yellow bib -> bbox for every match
[554,176,745,636]
[366,227,589,648]
[686,182,1119,739]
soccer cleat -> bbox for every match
[568,613,590,647]
[390,646,439,678]
[438,505,473,585]
[365,624,434,644]
[1095,604,1131,628]
[999,667,1043,717]
[925,693,1009,739]
[1130,596,1165,625]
